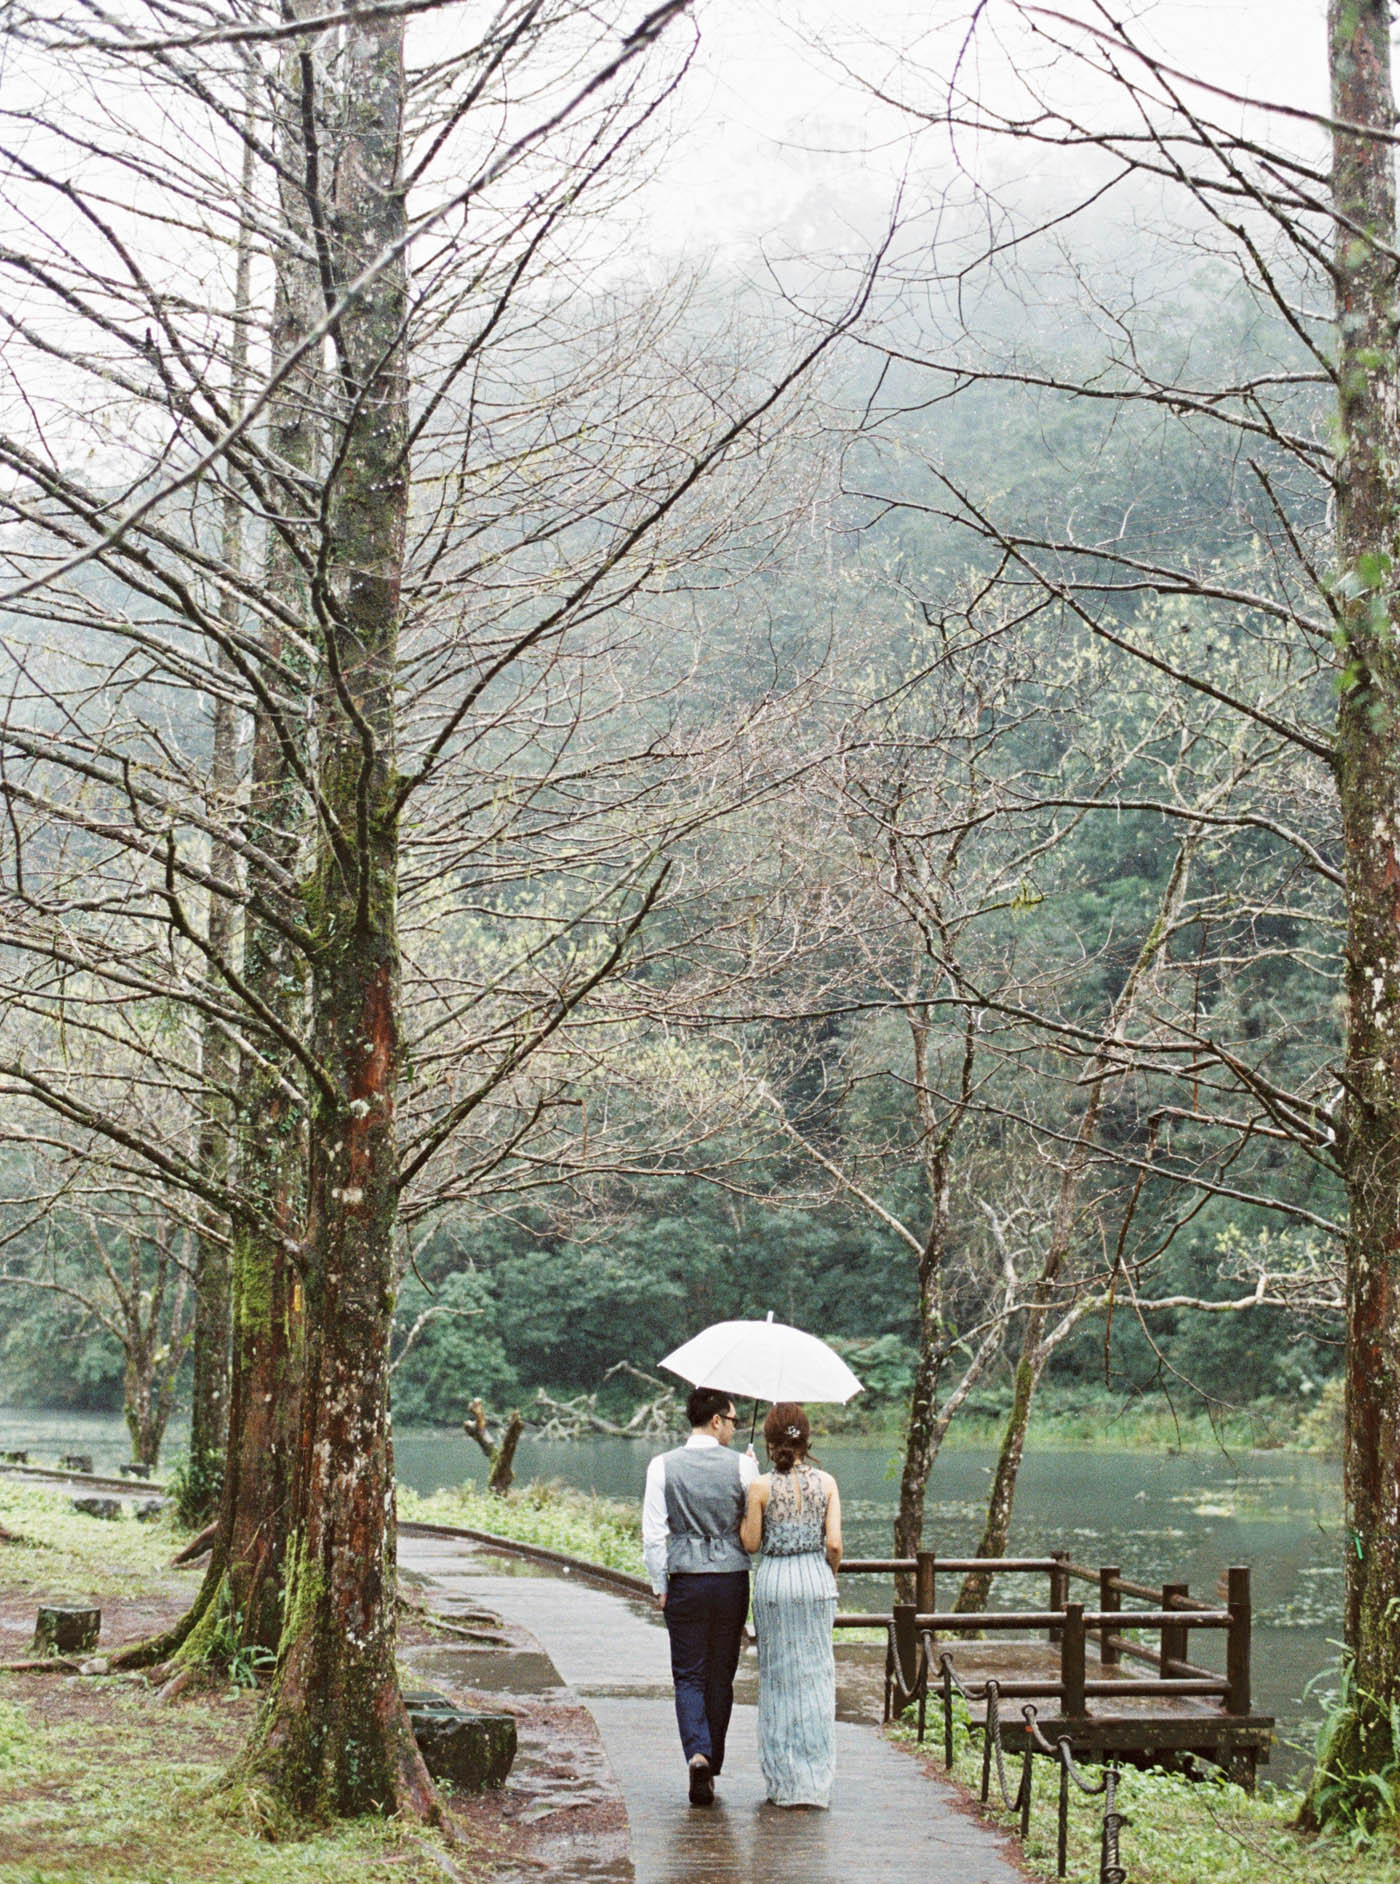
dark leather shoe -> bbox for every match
[688,1757,714,1806]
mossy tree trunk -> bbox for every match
[1304,0,1400,1822]
[237,4,435,1818]
[213,30,323,1656]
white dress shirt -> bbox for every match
[642,1432,758,1595]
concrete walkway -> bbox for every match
[399,1532,1031,1884]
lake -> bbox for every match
[2,1408,1343,1780]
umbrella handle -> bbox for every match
[749,1399,759,1444]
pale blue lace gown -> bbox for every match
[752,1460,838,1807]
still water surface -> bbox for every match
[2,1409,1343,1778]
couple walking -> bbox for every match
[642,1386,843,1809]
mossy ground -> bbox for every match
[889,1711,1400,1884]
[0,1483,491,1883]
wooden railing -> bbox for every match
[835,1552,1253,1723]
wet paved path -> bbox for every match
[398,1532,1031,1884]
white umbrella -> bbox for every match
[658,1311,863,1405]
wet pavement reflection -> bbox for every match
[400,1533,1030,1884]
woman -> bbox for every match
[739,1400,843,1808]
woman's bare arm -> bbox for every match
[740,1475,769,1554]
[823,1477,843,1573]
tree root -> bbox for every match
[170,1520,219,1566]
[107,1547,223,1671]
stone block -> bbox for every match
[3,1450,28,1464]
[59,1454,94,1474]
[403,1690,517,1792]
[70,1496,121,1520]
[119,1463,152,1479]
[32,1605,101,1655]
[135,1499,167,1522]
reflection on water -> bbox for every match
[2,1407,1343,1779]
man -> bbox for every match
[642,1386,758,1805]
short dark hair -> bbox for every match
[686,1386,735,1429]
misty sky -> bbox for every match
[645,0,1330,261]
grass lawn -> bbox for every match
[889,1709,1400,1884]
[0,1481,499,1884]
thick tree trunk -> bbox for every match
[236,8,435,1819]
[1305,0,1400,1821]
[201,59,321,1656]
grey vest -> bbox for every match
[662,1444,749,1576]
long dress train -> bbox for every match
[752,1460,837,1807]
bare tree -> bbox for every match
[0,0,873,1818]
[0,1146,195,1469]
[810,0,1392,1814]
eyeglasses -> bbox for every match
[717,1411,737,1426]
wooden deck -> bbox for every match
[910,1638,1273,1781]
[837,1552,1275,1788]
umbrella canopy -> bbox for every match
[658,1312,863,1406]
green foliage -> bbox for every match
[0,1286,124,1412]
[0,1481,180,1597]
[0,1698,29,1773]
[1306,1659,1400,1839]
[399,1476,643,1578]
[0,1679,471,1883]
[166,1447,224,1530]
[888,1712,1400,1884]
[828,1334,914,1407]
[388,1266,518,1425]
[202,1588,276,1689]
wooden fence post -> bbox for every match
[1099,1565,1121,1668]
[1226,1566,1251,1716]
[1062,1603,1087,1717]
[1048,1550,1070,1645]
[917,1550,936,1643]
[1161,1582,1188,1678]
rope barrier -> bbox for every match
[884,1631,1129,1884]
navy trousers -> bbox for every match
[663,1570,749,1772]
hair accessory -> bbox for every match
[784,1424,801,1438]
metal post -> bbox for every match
[1057,1758,1070,1878]
[943,1657,955,1771]
[1161,1581,1189,1679]
[1048,1550,1070,1646]
[1099,1565,1121,1668]
[1062,1603,1087,1717]
[1226,1565,1251,1716]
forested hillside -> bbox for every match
[2,268,1343,1436]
